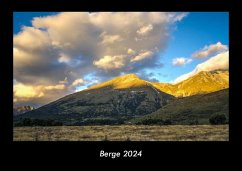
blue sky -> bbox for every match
[146,12,229,82]
[13,12,58,34]
[13,12,229,106]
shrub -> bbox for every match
[140,118,164,125]
[209,114,227,125]
[14,118,63,126]
[188,119,199,125]
[79,118,124,125]
[163,119,172,125]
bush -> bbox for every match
[78,118,124,125]
[140,118,164,125]
[209,114,227,125]
[188,119,199,125]
[163,119,172,125]
[14,118,63,126]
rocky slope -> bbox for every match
[152,70,229,97]
[13,106,35,116]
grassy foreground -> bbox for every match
[13,125,228,141]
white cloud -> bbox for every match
[168,12,188,22]
[137,24,153,36]
[58,53,71,63]
[13,81,69,105]
[172,57,192,66]
[93,55,126,70]
[72,78,85,86]
[14,83,45,99]
[131,51,153,62]
[45,84,66,90]
[59,77,68,84]
[14,26,51,51]
[100,32,123,44]
[127,48,136,55]
[192,42,228,58]
[174,51,229,84]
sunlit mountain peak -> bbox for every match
[87,73,151,90]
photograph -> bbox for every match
[13,12,229,141]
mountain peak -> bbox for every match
[86,70,228,96]
[87,73,149,90]
[120,73,139,78]
[152,70,229,97]
[13,105,35,116]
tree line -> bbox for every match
[14,118,63,126]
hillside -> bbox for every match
[14,71,229,126]
[152,70,229,97]
[14,74,174,125]
[131,89,229,125]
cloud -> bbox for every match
[169,12,188,22]
[137,24,153,36]
[192,42,228,59]
[45,84,66,90]
[172,57,192,66]
[14,26,52,51]
[59,77,68,84]
[174,51,229,84]
[88,80,100,87]
[72,78,85,86]
[93,55,126,70]
[127,48,136,55]
[131,51,153,62]
[58,53,71,63]
[14,12,187,106]
[14,83,44,99]
[14,81,70,105]
[100,32,123,44]
[137,71,159,82]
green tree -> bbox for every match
[163,119,172,125]
[209,114,227,125]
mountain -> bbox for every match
[14,70,229,125]
[131,89,229,125]
[88,70,228,97]
[14,74,174,125]
[152,70,229,97]
[13,106,35,116]
[87,74,152,90]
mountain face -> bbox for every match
[15,74,174,125]
[152,70,229,97]
[87,74,151,90]
[132,89,229,125]
[13,106,35,116]
[14,70,229,125]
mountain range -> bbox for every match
[13,106,35,116]
[152,70,228,97]
[14,70,229,125]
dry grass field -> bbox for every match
[13,125,228,141]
